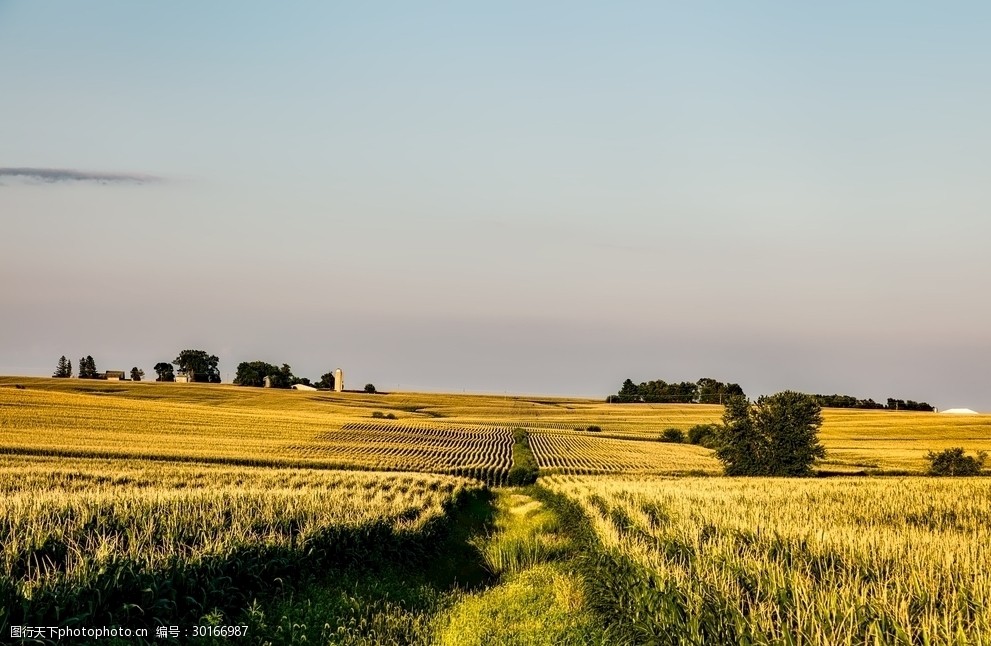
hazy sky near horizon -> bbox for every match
[2,2,990,409]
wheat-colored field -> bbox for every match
[3,376,991,643]
[2,376,988,473]
[0,451,484,636]
[545,475,991,644]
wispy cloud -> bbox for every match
[0,167,162,185]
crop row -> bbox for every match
[529,431,719,474]
[289,424,515,484]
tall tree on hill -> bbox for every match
[53,356,72,378]
[153,362,175,382]
[130,367,144,382]
[78,356,98,379]
[174,349,221,383]
[717,391,825,476]
[617,379,639,402]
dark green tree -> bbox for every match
[617,378,639,402]
[174,350,221,383]
[53,356,72,378]
[130,367,144,382]
[317,372,336,390]
[78,356,98,379]
[687,423,722,449]
[234,361,296,388]
[364,383,377,393]
[926,448,986,476]
[696,378,745,404]
[234,361,278,387]
[716,391,825,476]
[153,362,175,382]
[272,364,295,388]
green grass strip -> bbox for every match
[507,429,539,485]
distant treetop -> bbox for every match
[173,350,221,383]
[810,393,933,412]
[609,377,744,404]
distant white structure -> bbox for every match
[263,375,273,388]
[174,373,191,384]
[292,383,317,391]
[941,408,979,415]
[334,368,344,393]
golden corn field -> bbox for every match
[0,451,486,639]
[5,377,988,474]
[287,422,514,483]
[2,376,990,644]
[544,475,991,645]
[529,430,720,474]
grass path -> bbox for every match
[224,488,605,645]
[433,489,604,645]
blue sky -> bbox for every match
[2,2,989,408]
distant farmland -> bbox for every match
[2,376,990,644]
[2,376,989,474]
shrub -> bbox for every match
[508,429,539,485]
[660,428,685,443]
[364,383,377,393]
[687,424,722,448]
[371,411,385,419]
[586,425,602,433]
[926,448,987,476]
[385,413,397,420]
[507,465,537,486]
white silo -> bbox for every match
[334,368,344,392]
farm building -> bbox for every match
[292,383,317,391]
[103,371,125,381]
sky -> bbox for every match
[1,2,989,409]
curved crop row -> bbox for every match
[529,431,719,474]
[289,424,514,485]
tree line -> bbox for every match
[53,350,222,384]
[608,377,745,404]
[54,350,373,392]
[231,361,376,392]
[810,393,934,412]
[232,361,335,389]
[608,378,934,412]
[53,355,143,380]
